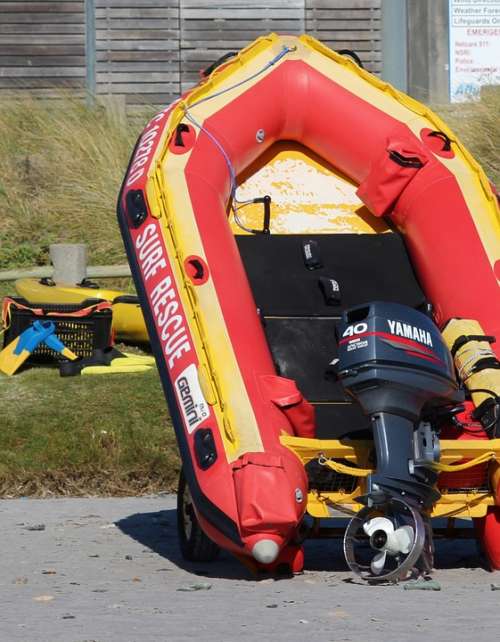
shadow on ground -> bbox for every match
[117,509,486,579]
[116,509,251,580]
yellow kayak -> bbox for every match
[15,278,148,344]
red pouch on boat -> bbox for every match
[356,138,429,217]
[233,451,306,535]
[260,375,316,439]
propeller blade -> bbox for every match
[393,525,414,554]
[363,516,394,537]
[371,551,387,575]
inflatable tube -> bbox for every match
[442,319,500,422]
[117,34,500,566]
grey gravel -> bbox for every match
[1,495,499,642]
[23,523,45,531]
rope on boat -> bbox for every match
[457,346,497,381]
[317,450,497,478]
[181,46,296,234]
[318,454,372,477]
[429,451,496,472]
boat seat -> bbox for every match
[236,233,426,439]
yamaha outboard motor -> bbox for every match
[336,302,463,582]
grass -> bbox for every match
[436,87,500,186]
[0,94,150,270]
[0,89,498,496]
[0,365,180,497]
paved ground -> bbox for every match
[1,495,499,642]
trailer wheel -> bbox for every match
[177,468,220,562]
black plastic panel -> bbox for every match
[194,428,218,470]
[264,317,343,402]
[236,233,425,317]
[237,232,426,439]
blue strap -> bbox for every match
[14,321,55,355]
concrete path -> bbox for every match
[1,495,498,642]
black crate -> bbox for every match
[2,297,113,363]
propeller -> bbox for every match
[362,517,414,575]
[343,497,427,583]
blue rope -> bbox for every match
[183,110,237,196]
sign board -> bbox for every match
[449,0,500,101]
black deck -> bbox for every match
[236,233,426,439]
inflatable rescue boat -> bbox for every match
[117,34,500,581]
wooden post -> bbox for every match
[85,0,96,105]
[50,244,88,285]
[407,0,450,103]
[381,0,408,93]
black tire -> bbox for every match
[176,468,220,562]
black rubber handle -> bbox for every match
[337,49,364,69]
[188,258,205,280]
[202,52,237,77]
[252,195,271,234]
[428,130,452,152]
[389,150,424,169]
[175,123,190,147]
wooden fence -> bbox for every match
[0,0,381,108]
[0,1,86,97]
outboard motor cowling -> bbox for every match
[337,301,462,506]
[336,302,463,582]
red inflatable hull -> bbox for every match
[117,35,500,570]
